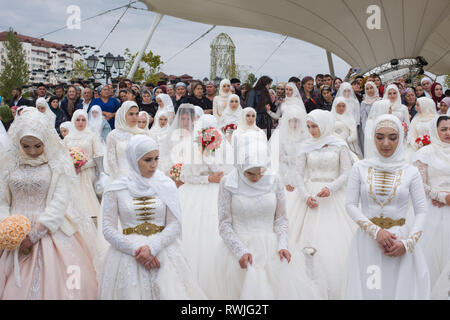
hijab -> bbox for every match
[331,97,357,132]
[114,101,147,135]
[67,109,94,140]
[150,110,170,136]
[298,109,347,156]
[36,97,56,125]
[138,111,151,134]
[383,84,405,112]
[430,82,443,107]
[335,82,360,124]
[220,94,242,128]
[156,93,175,113]
[277,105,306,144]
[224,130,275,197]
[361,114,408,171]
[363,81,381,105]
[236,107,261,134]
[215,79,232,117]
[87,105,104,136]
[282,82,306,114]
[105,135,182,223]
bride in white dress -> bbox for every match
[209,131,325,300]
[406,97,437,161]
[344,114,430,299]
[267,82,306,121]
[364,100,392,159]
[64,110,104,221]
[105,101,148,180]
[289,109,357,299]
[331,97,363,160]
[383,84,410,127]
[413,114,450,299]
[99,135,205,299]
[335,82,361,126]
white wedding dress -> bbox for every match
[288,145,358,299]
[405,119,434,162]
[105,130,134,180]
[414,160,450,296]
[99,189,206,299]
[333,119,362,160]
[344,163,430,299]
[206,176,325,300]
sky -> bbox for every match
[0,0,354,83]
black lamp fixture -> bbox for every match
[390,59,399,66]
[86,52,125,84]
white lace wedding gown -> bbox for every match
[105,130,134,180]
[344,163,430,299]
[333,119,363,160]
[415,160,450,296]
[288,145,357,299]
[64,133,104,219]
[206,176,325,300]
[405,120,434,162]
[99,189,205,299]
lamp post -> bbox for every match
[86,52,125,84]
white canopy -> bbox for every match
[142,0,450,75]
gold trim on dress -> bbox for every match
[122,222,165,236]
[369,214,405,230]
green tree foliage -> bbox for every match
[444,74,450,90]
[245,73,257,87]
[71,60,92,79]
[123,48,163,84]
[0,28,30,100]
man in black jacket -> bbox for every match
[8,87,31,107]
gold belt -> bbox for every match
[123,222,165,237]
[370,214,405,230]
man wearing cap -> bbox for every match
[88,85,120,129]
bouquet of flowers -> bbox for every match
[169,163,183,182]
[222,123,237,135]
[69,147,88,169]
[415,135,431,148]
[0,215,31,250]
[196,127,223,152]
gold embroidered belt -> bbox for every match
[122,222,165,237]
[369,215,405,230]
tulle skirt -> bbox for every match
[98,236,206,300]
[205,228,326,300]
[77,167,101,219]
[0,231,98,300]
[421,199,450,295]
[178,182,222,296]
[343,225,430,300]
[287,181,357,299]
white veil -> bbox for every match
[335,82,361,125]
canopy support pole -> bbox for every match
[326,50,335,78]
[127,13,164,80]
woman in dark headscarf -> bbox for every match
[245,75,273,138]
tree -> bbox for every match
[123,48,163,84]
[71,60,92,79]
[245,73,257,87]
[0,28,30,100]
[444,74,450,90]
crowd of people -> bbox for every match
[0,67,449,300]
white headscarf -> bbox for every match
[156,93,174,113]
[201,114,219,129]
[114,101,147,135]
[67,109,94,140]
[138,111,151,134]
[149,110,170,136]
[383,84,404,112]
[36,97,56,125]
[220,94,242,129]
[331,97,357,133]
[214,79,232,117]
[277,106,307,144]
[235,107,261,134]
[224,130,275,197]
[413,115,450,172]
[364,99,393,158]
[298,109,348,156]
[281,82,306,114]
[104,135,182,224]
[88,105,104,136]
[59,121,72,131]
[361,114,408,171]
[335,82,360,124]
[362,81,380,105]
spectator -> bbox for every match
[439,98,450,115]
[186,81,213,114]
[240,83,251,107]
[403,88,418,120]
[246,75,273,138]
[118,89,128,104]
[8,87,30,107]
[230,78,242,98]
[332,77,343,96]
[139,90,158,119]
[166,84,175,99]
[81,87,93,112]
[288,76,301,91]
[320,85,334,111]
[54,85,65,106]
[323,74,333,88]
[88,85,120,129]
[415,85,426,98]
[420,77,433,98]
[351,79,363,103]
[371,74,384,97]
[315,74,324,93]
[274,82,286,111]
[32,83,49,106]
[300,76,322,113]
[60,85,83,119]
[48,96,68,135]
[204,81,217,103]
[431,82,444,110]
[173,82,188,113]
[445,89,450,98]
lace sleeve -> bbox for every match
[38,173,70,234]
[218,178,250,259]
[345,164,381,240]
[146,206,181,256]
[106,132,119,176]
[180,164,210,184]
[326,146,352,193]
[401,169,427,253]
[102,191,141,256]
[0,169,11,221]
[274,177,289,251]
[293,152,309,201]
[413,160,447,203]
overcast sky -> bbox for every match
[0,0,357,83]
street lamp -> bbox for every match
[86,52,125,84]
[86,55,99,70]
[113,55,125,77]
